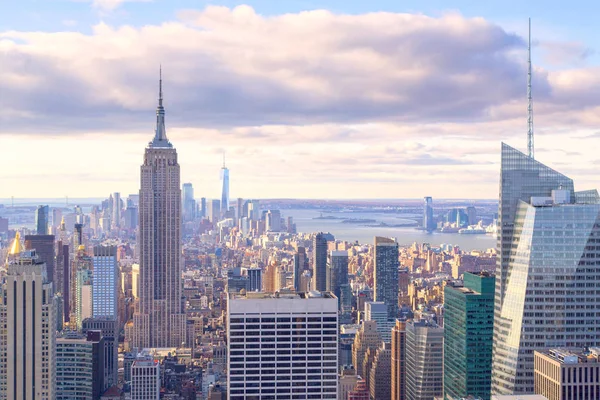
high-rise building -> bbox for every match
[265,209,281,232]
[327,250,348,302]
[492,143,600,395]
[339,366,361,400]
[348,379,370,400]
[445,271,495,400]
[247,268,262,292]
[133,71,186,349]
[352,320,382,386]
[466,206,477,225]
[534,348,600,400]
[220,156,229,215]
[56,331,105,400]
[70,246,93,330]
[82,318,119,390]
[370,343,392,400]
[374,236,399,319]
[207,199,221,223]
[227,291,338,399]
[365,301,394,343]
[423,197,435,232]
[57,240,70,322]
[24,234,55,285]
[293,247,309,292]
[0,235,56,399]
[405,320,444,400]
[92,245,118,320]
[200,197,207,219]
[392,320,407,400]
[35,204,49,235]
[262,261,278,292]
[313,232,329,291]
[112,192,121,229]
[182,183,196,222]
[131,263,140,299]
[131,357,160,400]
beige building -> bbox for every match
[534,348,600,400]
[392,320,407,400]
[339,366,361,400]
[370,343,392,400]
[0,235,56,399]
[352,320,382,389]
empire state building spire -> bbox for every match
[151,66,172,148]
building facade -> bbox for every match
[392,320,407,400]
[405,320,444,400]
[327,250,348,303]
[492,143,600,394]
[370,343,392,400]
[444,272,495,400]
[133,73,186,348]
[0,239,55,400]
[92,245,118,320]
[227,291,338,399]
[313,233,329,291]
[374,236,399,319]
[131,358,160,400]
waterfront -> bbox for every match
[286,208,496,251]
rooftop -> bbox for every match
[537,348,600,364]
[229,290,335,300]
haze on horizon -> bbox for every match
[1,0,599,200]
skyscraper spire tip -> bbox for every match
[527,18,534,159]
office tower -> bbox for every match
[200,197,206,218]
[248,199,260,220]
[262,261,278,292]
[392,320,407,400]
[124,206,138,230]
[0,235,56,399]
[247,268,262,292]
[0,217,8,233]
[370,343,392,400]
[92,245,118,320]
[131,357,160,400]
[405,320,444,400]
[236,197,243,220]
[56,331,105,400]
[423,197,434,232]
[112,192,121,229]
[352,320,382,386]
[348,379,370,400]
[365,301,394,342]
[70,246,93,330]
[339,366,361,400]
[466,206,477,225]
[220,155,230,215]
[327,250,348,301]
[264,209,281,232]
[52,208,63,229]
[133,71,186,349]
[491,144,600,395]
[227,291,338,399]
[374,236,399,319]
[293,247,308,292]
[57,240,70,322]
[83,318,119,390]
[35,204,49,234]
[24,234,55,285]
[313,232,329,291]
[182,183,196,222]
[534,348,600,400]
[207,199,221,223]
[445,271,495,400]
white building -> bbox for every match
[56,336,94,400]
[227,291,338,399]
[0,236,56,399]
[364,301,395,343]
[92,245,118,319]
[131,358,160,400]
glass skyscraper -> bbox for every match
[423,197,435,232]
[492,143,600,394]
[220,160,230,215]
[313,233,329,291]
[444,271,495,400]
[92,245,118,320]
[35,204,49,235]
[374,236,399,319]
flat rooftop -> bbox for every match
[229,290,336,300]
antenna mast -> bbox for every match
[527,18,534,159]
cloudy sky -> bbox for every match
[1,0,599,200]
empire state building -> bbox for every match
[133,71,185,348]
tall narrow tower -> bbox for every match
[133,69,185,348]
[220,153,230,217]
[527,18,534,159]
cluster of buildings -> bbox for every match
[1,76,600,400]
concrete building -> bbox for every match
[445,272,495,400]
[339,366,361,400]
[83,318,119,391]
[247,268,262,292]
[24,234,55,285]
[534,348,600,400]
[392,320,407,400]
[265,209,282,232]
[131,358,160,400]
[92,245,118,320]
[134,72,186,348]
[364,301,394,343]
[227,291,338,399]
[0,236,56,399]
[370,343,392,400]
[406,320,444,400]
[352,320,382,391]
[492,144,600,394]
[313,232,329,292]
[348,379,370,400]
[327,250,348,303]
[374,236,399,319]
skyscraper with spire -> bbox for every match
[133,69,185,348]
[220,153,229,217]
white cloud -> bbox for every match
[90,0,151,12]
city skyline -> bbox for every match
[2,2,600,199]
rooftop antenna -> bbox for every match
[527,17,534,159]
[223,152,226,169]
